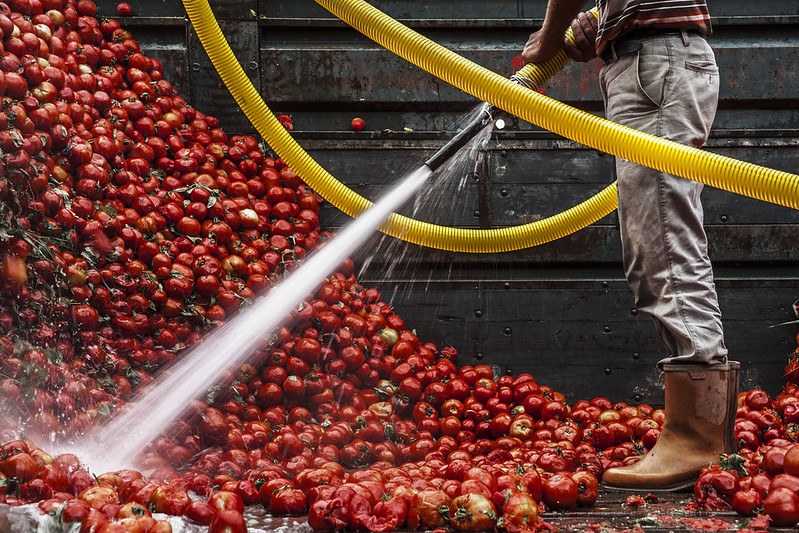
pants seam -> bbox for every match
[656,40,699,357]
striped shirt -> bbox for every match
[595,0,712,55]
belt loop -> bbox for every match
[681,29,690,46]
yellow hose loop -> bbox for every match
[182,0,618,252]
[317,0,799,212]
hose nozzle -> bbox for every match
[424,102,498,172]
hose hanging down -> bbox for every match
[183,0,797,252]
[181,0,620,252]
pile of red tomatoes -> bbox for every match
[0,0,798,531]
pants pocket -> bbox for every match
[684,59,718,74]
[636,49,670,107]
[684,59,718,86]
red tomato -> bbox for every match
[269,487,307,515]
[115,502,151,519]
[208,490,245,514]
[185,501,216,526]
[784,444,799,476]
[499,490,539,533]
[694,468,739,510]
[352,498,406,532]
[351,117,365,131]
[407,489,451,530]
[150,484,190,515]
[762,446,787,476]
[508,414,535,441]
[449,493,498,532]
[731,489,762,517]
[571,471,599,506]
[446,378,470,401]
[521,470,543,502]
[765,487,799,527]
[61,499,91,523]
[542,473,579,510]
[458,479,492,499]
[78,485,119,510]
[745,389,772,411]
[209,509,247,533]
[0,452,37,482]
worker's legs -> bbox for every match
[600,32,726,366]
[599,33,735,491]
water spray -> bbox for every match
[424,102,504,172]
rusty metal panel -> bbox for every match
[259,44,510,107]
[711,1,799,17]
[208,0,259,20]
[94,0,186,18]
[486,138,799,227]
[339,223,797,269]
[353,268,799,402]
[188,20,260,134]
[260,0,527,20]
[257,28,799,131]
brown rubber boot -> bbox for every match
[602,362,739,491]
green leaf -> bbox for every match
[81,247,101,268]
[97,204,118,217]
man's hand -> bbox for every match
[522,29,562,65]
[563,11,598,62]
[521,0,594,66]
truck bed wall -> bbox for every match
[97,0,799,402]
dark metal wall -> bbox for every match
[96,0,799,403]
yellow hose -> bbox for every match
[181,0,618,252]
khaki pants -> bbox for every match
[599,32,727,366]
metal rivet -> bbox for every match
[633,394,642,402]
[603,326,611,333]
[632,352,640,360]
[602,281,609,288]
[503,282,510,289]
[631,308,638,316]
[476,353,484,360]
[720,214,728,223]
[503,327,512,336]
[500,189,509,197]
[247,61,259,70]
[604,368,612,375]
[475,310,483,318]
[473,210,480,217]
[506,369,513,375]
[191,62,201,71]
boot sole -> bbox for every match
[602,478,697,492]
